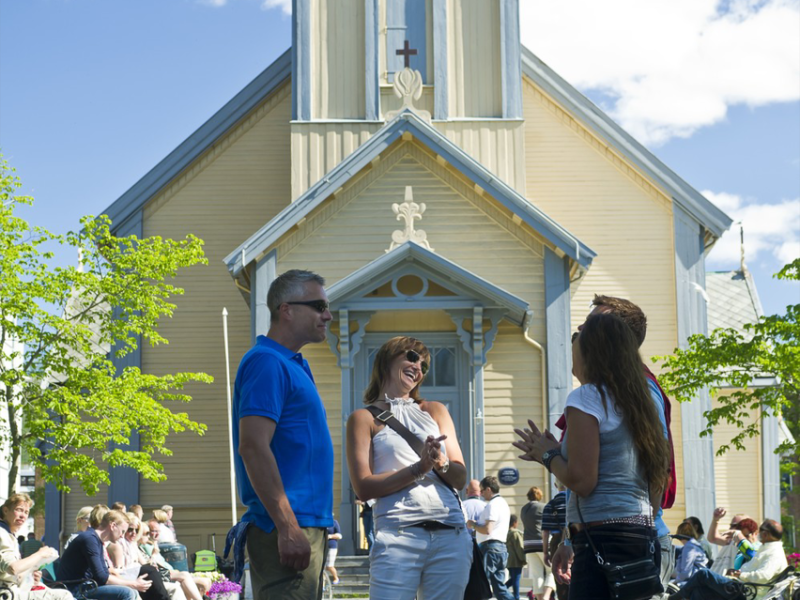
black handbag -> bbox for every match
[576,499,663,600]
[365,406,492,600]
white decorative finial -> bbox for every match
[387,186,433,252]
[384,68,432,123]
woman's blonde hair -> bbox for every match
[75,506,92,528]
[89,504,109,529]
[152,509,168,524]
[363,336,430,405]
[677,521,699,539]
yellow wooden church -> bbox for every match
[45,0,783,557]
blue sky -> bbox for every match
[1,0,798,318]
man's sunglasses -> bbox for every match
[286,299,330,313]
[405,349,429,376]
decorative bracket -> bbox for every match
[385,67,431,123]
[326,310,374,369]
[388,186,433,252]
[448,307,505,366]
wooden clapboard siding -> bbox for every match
[712,390,763,522]
[437,120,526,195]
[64,463,108,539]
[290,118,525,200]
[484,323,549,512]
[310,0,365,119]
[290,122,383,200]
[138,83,292,510]
[522,76,688,521]
[447,0,502,118]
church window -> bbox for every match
[386,0,427,82]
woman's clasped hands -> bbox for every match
[512,419,559,464]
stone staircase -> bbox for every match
[331,554,370,597]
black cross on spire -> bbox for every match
[396,40,418,68]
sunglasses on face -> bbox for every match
[286,299,330,313]
[127,528,137,533]
[405,350,429,375]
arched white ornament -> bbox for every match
[387,186,433,252]
[385,68,432,123]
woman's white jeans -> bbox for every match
[369,525,472,600]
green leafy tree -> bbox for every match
[1,155,211,495]
[656,258,799,466]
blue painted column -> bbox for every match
[291,0,311,121]
[108,211,143,508]
[499,0,522,119]
[674,205,716,520]
[365,0,380,120]
[250,250,277,345]
[544,248,572,432]
[432,0,448,120]
[43,479,61,549]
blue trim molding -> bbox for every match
[544,248,572,431]
[432,0,448,120]
[365,0,380,120]
[108,211,143,507]
[499,0,522,119]
[674,205,716,520]
[43,481,61,549]
[292,0,311,121]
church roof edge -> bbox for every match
[223,110,596,277]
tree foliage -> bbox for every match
[1,155,212,495]
[656,258,799,469]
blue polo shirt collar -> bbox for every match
[258,335,305,365]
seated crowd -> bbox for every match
[667,506,788,600]
[1,496,209,600]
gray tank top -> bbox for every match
[562,420,650,524]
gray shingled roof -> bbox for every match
[706,269,764,336]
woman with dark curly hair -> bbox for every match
[514,312,671,600]
[346,336,470,600]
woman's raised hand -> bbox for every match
[512,418,559,463]
[420,434,447,473]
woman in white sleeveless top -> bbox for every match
[346,336,472,600]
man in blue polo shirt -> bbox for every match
[233,269,334,600]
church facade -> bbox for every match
[45,0,782,556]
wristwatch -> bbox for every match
[541,447,562,471]
[439,458,450,473]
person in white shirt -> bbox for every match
[668,519,788,600]
[462,480,485,538]
[707,507,752,575]
[467,476,513,600]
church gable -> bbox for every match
[275,141,547,309]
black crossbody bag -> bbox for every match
[575,497,664,600]
[366,405,492,600]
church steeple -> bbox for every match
[291,0,521,122]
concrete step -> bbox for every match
[330,555,370,597]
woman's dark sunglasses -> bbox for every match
[405,350,429,375]
[286,299,330,313]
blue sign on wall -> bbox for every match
[498,467,519,486]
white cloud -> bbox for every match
[261,0,291,15]
[703,190,800,267]
[198,0,228,6]
[520,0,800,146]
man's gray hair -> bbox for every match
[268,270,326,321]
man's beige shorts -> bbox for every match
[247,525,328,600]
